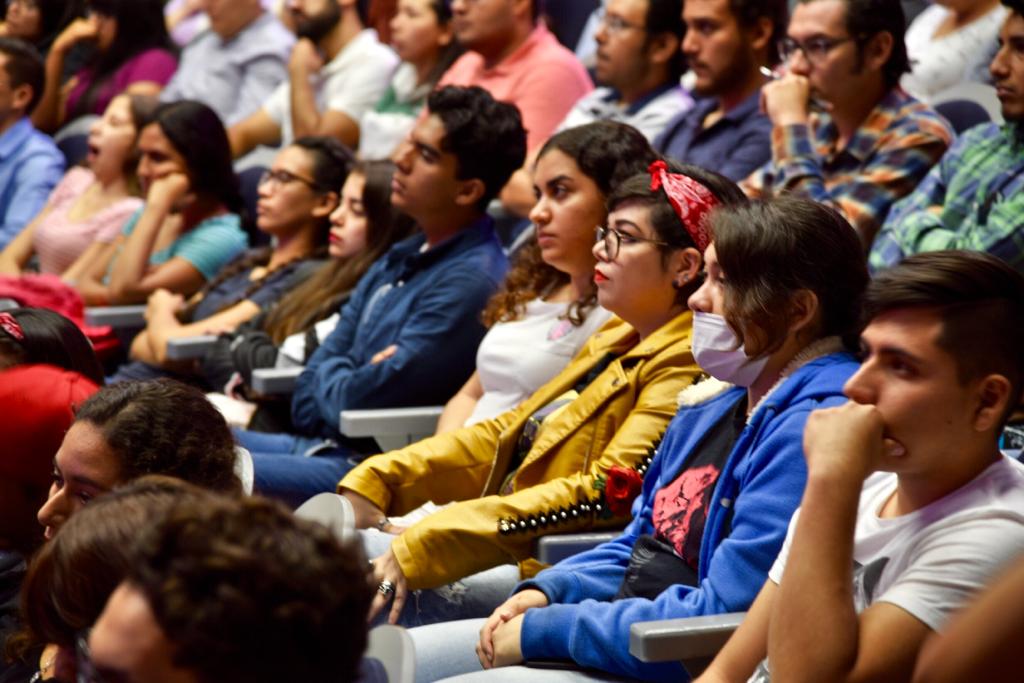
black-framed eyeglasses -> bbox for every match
[595,225,672,260]
[596,7,645,35]
[777,35,857,65]
[258,169,326,192]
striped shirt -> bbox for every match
[870,122,1024,273]
[741,88,953,245]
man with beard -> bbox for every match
[740,0,952,246]
[228,0,396,159]
[655,0,787,181]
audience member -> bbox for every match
[11,476,215,682]
[229,0,397,160]
[343,162,745,628]
[655,0,787,181]
[160,0,294,127]
[699,250,1024,683]
[36,378,242,540]
[200,159,416,431]
[0,364,97,681]
[0,92,145,276]
[88,494,373,683]
[407,195,866,682]
[33,0,177,133]
[238,85,524,504]
[116,137,351,379]
[556,0,691,143]
[912,553,1024,683]
[358,0,462,159]
[437,0,592,215]
[437,121,653,432]
[0,0,84,58]
[741,0,953,245]
[902,0,1007,102]
[65,100,248,305]
[871,1,1024,273]
[0,37,63,250]
[0,307,104,383]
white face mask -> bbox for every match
[691,311,769,387]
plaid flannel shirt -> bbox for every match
[741,88,953,245]
[870,122,1024,273]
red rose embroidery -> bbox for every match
[604,466,643,516]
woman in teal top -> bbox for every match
[65,100,248,305]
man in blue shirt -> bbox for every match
[0,38,63,249]
[654,0,787,181]
[241,85,527,506]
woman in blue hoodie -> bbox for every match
[410,193,869,682]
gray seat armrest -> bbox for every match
[84,305,146,327]
[535,531,621,565]
[251,367,303,394]
[165,335,219,360]
[0,298,18,311]
[629,612,746,663]
[339,406,443,452]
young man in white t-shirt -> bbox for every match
[698,250,1024,683]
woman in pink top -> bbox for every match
[32,0,176,133]
[0,93,145,276]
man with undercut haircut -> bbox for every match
[740,0,952,246]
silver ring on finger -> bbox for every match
[377,579,395,596]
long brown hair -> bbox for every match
[482,121,658,327]
[262,160,416,344]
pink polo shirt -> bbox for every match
[438,24,592,151]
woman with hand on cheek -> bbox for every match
[65,100,247,306]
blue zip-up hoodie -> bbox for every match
[517,350,859,681]
[291,216,507,437]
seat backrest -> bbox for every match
[365,624,415,683]
[935,99,991,135]
[544,0,602,51]
[294,492,356,543]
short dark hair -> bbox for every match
[729,0,789,65]
[426,85,527,210]
[0,37,45,113]
[710,196,868,354]
[646,0,686,80]
[0,308,104,384]
[798,0,910,87]
[150,100,244,215]
[607,162,747,303]
[129,496,373,683]
[865,251,1024,426]
[74,380,241,494]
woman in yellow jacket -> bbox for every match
[343,161,747,626]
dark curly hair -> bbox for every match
[483,121,659,327]
[0,307,104,384]
[74,379,241,493]
[427,85,527,210]
[128,495,372,683]
[710,196,868,355]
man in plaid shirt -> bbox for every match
[741,0,952,247]
[871,0,1024,274]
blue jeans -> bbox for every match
[234,428,358,508]
[409,619,629,683]
[362,529,518,628]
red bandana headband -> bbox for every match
[648,160,718,253]
[0,312,23,341]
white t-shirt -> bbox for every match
[901,5,1008,102]
[262,29,398,146]
[750,455,1024,682]
[466,300,612,425]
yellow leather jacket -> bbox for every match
[339,312,700,589]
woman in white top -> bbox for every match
[435,121,662,432]
[902,0,1008,102]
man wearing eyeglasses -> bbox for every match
[655,0,788,182]
[740,0,952,246]
[556,0,691,143]
[870,0,1024,275]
